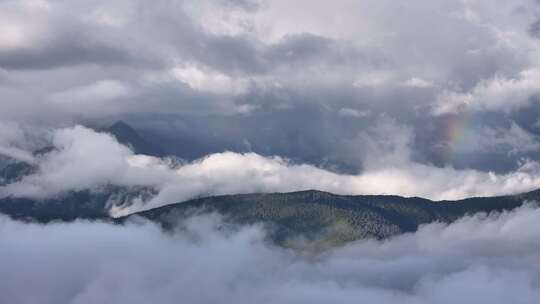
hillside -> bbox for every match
[125,190,531,247]
[0,186,536,247]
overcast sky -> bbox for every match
[3,0,540,207]
[1,0,539,118]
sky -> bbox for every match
[2,0,540,210]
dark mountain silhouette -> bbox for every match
[105,121,165,156]
[0,186,155,223]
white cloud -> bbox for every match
[172,64,249,95]
[434,68,540,114]
[338,108,370,118]
[0,1,46,51]
[0,23,28,51]
[353,71,395,88]
[4,126,540,215]
[401,77,434,88]
[182,0,258,36]
[1,126,135,197]
[0,122,45,164]
[0,204,539,303]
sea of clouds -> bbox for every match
[1,204,539,304]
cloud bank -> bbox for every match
[1,204,539,304]
[3,125,540,215]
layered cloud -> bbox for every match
[3,125,540,215]
[1,204,539,303]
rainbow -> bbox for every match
[438,112,474,163]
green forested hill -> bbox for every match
[0,185,536,247]
[127,190,530,247]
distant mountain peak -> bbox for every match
[105,121,164,157]
[109,120,135,132]
[107,120,138,138]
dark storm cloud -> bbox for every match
[0,36,150,70]
[0,2,144,70]
[171,31,376,77]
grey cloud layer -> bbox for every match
[2,0,540,174]
[1,0,539,115]
[1,204,539,304]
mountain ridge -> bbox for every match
[0,187,535,247]
[118,188,533,247]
